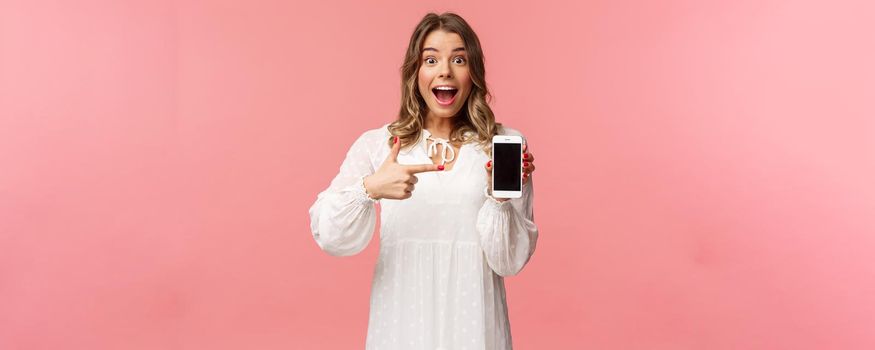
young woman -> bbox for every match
[308,12,538,350]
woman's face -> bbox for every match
[417,29,472,121]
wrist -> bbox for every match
[362,175,381,200]
[484,185,510,203]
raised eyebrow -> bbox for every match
[422,47,467,54]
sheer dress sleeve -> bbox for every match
[308,131,381,257]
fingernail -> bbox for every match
[438,165,445,171]
[487,160,492,167]
[524,162,529,167]
[394,136,398,144]
[523,153,528,159]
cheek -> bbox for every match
[457,69,472,91]
[417,68,432,95]
[459,73,473,98]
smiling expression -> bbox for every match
[417,30,473,120]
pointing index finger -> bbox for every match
[405,163,444,174]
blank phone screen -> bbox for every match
[493,143,521,191]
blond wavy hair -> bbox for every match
[387,12,501,151]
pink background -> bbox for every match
[2,0,874,349]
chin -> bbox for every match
[426,101,466,119]
[430,110,459,119]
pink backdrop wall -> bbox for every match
[2,0,874,349]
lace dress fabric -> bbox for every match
[309,123,538,350]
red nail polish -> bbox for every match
[487,160,492,167]
[523,153,528,159]
[438,165,445,170]
[524,162,529,167]
[394,136,398,144]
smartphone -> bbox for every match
[491,135,524,198]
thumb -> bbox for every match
[387,136,400,163]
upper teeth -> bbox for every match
[434,87,456,90]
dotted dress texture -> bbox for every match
[309,123,538,350]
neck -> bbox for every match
[424,114,455,139]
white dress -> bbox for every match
[308,123,538,350]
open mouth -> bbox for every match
[431,86,458,106]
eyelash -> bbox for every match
[424,57,466,64]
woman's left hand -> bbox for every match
[521,144,535,182]
[485,143,536,199]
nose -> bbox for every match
[438,60,452,78]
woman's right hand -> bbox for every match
[363,136,444,200]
